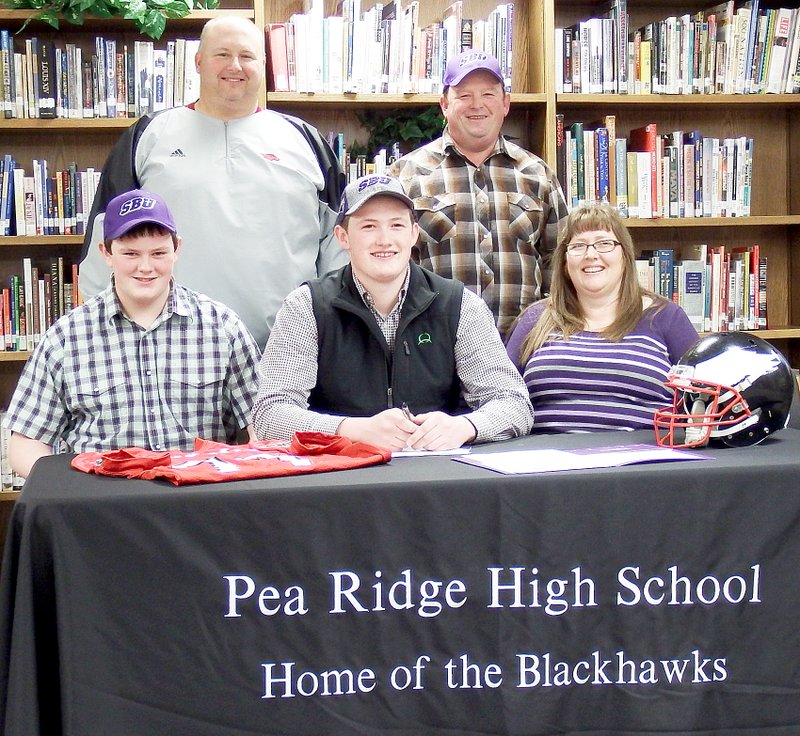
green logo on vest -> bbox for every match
[417,332,432,345]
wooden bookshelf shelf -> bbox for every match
[625,216,800,228]
[699,328,800,340]
[266,92,548,106]
[0,236,83,246]
[0,8,255,23]
[746,328,800,340]
[1,118,136,130]
[266,92,443,107]
[557,94,800,108]
[0,352,31,363]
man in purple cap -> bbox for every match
[253,174,533,451]
[4,189,261,478]
[389,49,568,337]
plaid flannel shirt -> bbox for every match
[389,129,568,336]
[5,282,261,453]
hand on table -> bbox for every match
[403,411,476,451]
[337,409,419,451]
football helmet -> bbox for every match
[654,332,796,448]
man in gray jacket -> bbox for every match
[79,16,346,349]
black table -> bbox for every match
[2,429,800,735]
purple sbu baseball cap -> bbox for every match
[103,189,177,241]
[336,174,414,225]
[443,49,504,88]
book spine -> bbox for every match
[626,151,639,218]
[657,249,674,300]
[563,25,573,93]
[22,258,33,351]
[666,145,679,218]
[49,257,60,323]
[460,18,473,52]
[115,50,126,117]
[12,168,24,236]
[165,41,175,110]
[758,256,768,327]
[95,37,106,117]
[614,138,628,217]
[29,265,39,344]
[596,127,610,202]
[267,24,291,92]
[583,129,596,202]
[152,49,167,112]
[604,115,616,206]
[570,121,585,206]
[555,113,566,196]
[0,155,12,235]
[682,142,695,218]
[1,30,13,119]
[629,123,658,218]
[37,41,56,118]
[2,287,10,351]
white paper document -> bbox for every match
[393,448,471,458]
[454,443,710,475]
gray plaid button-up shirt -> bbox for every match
[5,281,261,453]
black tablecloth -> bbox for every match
[2,430,800,735]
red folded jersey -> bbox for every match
[71,432,392,485]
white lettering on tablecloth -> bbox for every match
[223,575,308,618]
[222,564,763,619]
[328,568,468,618]
[487,566,598,615]
[616,564,761,607]
[516,649,728,687]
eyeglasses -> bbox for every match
[565,239,622,257]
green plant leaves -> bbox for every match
[356,105,444,160]
[3,0,219,38]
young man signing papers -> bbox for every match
[252,174,533,451]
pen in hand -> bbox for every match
[400,403,415,451]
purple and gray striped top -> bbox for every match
[506,300,699,432]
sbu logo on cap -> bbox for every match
[119,197,158,216]
[358,175,392,191]
[459,51,488,67]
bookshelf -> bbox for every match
[263,0,550,173]
[0,1,262,506]
[551,0,800,365]
[263,0,800,365]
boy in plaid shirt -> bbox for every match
[6,189,261,478]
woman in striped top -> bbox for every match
[506,201,699,432]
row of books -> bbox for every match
[1,257,80,354]
[0,415,24,491]
[266,1,513,95]
[555,1,800,95]
[0,31,201,119]
[325,131,401,182]
[556,117,752,219]
[0,156,102,237]
[340,151,392,183]
[637,244,766,333]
